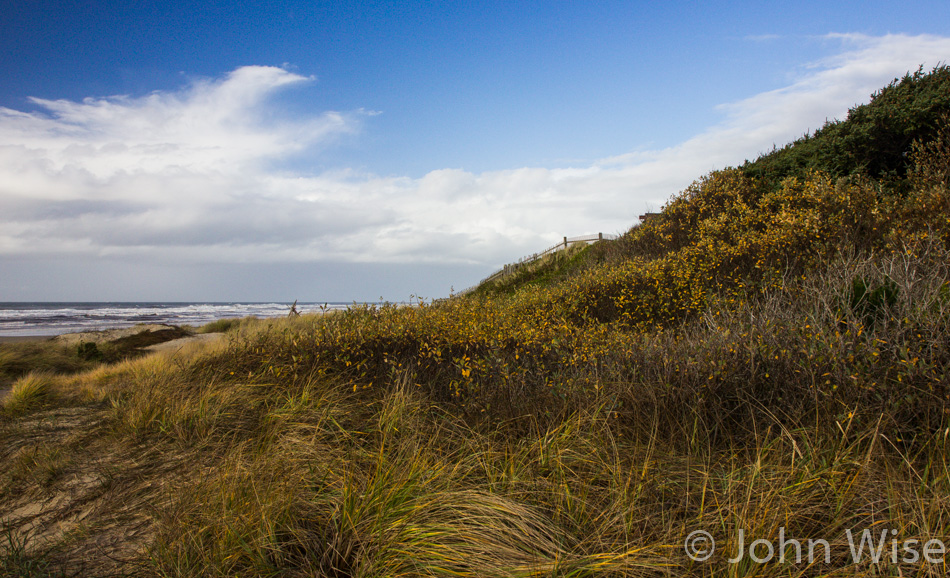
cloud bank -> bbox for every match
[2,34,949,270]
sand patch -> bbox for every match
[143,332,224,352]
[0,404,193,574]
[52,324,186,346]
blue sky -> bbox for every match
[1,1,949,301]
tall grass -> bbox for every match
[0,341,90,388]
[2,372,57,415]
[4,247,946,575]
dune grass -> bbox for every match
[194,317,251,334]
[13,236,940,576]
[51,304,950,576]
[3,265,947,575]
[2,372,57,415]
[0,341,92,389]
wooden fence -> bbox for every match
[457,232,618,295]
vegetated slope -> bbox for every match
[743,65,950,185]
[489,65,950,301]
[3,67,950,577]
[470,240,597,296]
[242,65,950,437]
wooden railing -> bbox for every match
[456,232,618,295]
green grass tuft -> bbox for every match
[2,372,56,415]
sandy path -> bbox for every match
[143,332,225,352]
[51,324,181,346]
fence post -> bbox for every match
[598,232,603,241]
[563,236,568,249]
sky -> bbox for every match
[1,1,949,302]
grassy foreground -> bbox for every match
[2,69,950,577]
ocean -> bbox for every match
[0,302,353,337]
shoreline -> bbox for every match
[0,324,189,345]
[0,335,52,344]
[1,325,227,350]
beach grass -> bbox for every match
[191,316,255,335]
[1,371,57,415]
[5,235,945,575]
[0,341,91,389]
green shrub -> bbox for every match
[849,275,899,327]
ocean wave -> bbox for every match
[0,302,352,337]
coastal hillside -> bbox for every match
[2,67,950,577]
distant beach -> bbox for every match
[0,335,47,343]
[0,302,351,338]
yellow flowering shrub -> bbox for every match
[209,124,950,438]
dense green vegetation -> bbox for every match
[2,67,949,577]
[743,65,950,185]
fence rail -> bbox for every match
[456,232,617,295]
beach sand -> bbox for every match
[143,332,224,351]
[0,335,52,343]
[0,324,183,344]
[51,324,184,346]
[1,325,225,400]
[1,324,225,349]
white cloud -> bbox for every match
[2,34,950,270]
[3,67,344,180]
